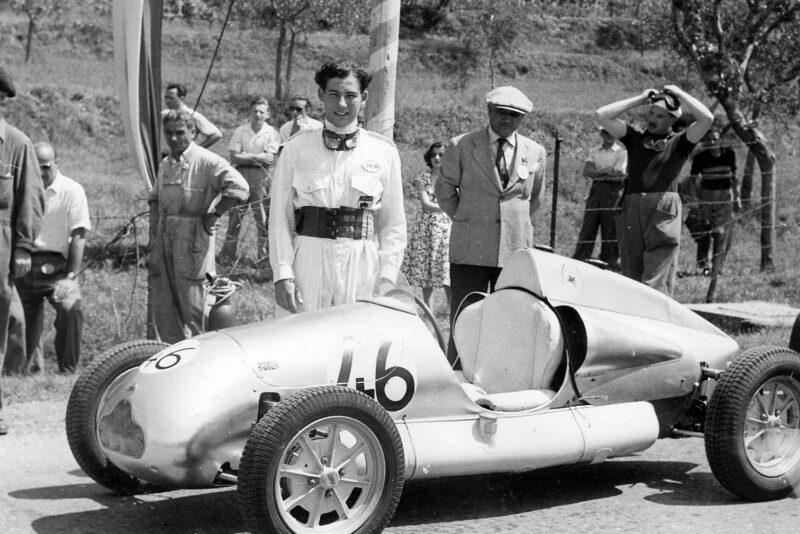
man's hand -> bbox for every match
[12,248,31,278]
[201,212,220,235]
[53,276,79,302]
[275,278,303,314]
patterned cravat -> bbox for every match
[496,138,509,188]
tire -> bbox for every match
[66,339,169,495]
[238,386,404,534]
[705,345,800,501]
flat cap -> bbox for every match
[485,86,532,114]
[0,67,15,98]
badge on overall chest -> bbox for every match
[518,165,529,180]
[358,195,373,209]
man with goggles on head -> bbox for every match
[269,60,406,315]
[596,85,713,295]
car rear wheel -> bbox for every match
[238,386,404,534]
[66,339,168,495]
[705,345,800,501]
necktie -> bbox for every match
[496,138,509,188]
[289,119,301,137]
[322,129,359,151]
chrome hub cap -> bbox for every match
[744,376,800,476]
[273,416,385,533]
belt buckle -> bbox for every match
[41,263,55,275]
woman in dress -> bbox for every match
[402,142,451,309]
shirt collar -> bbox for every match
[488,127,516,148]
[46,171,65,193]
[323,119,359,135]
[167,141,197,166]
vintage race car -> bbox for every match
[66,247,800,534]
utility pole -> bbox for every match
[365,0,400,140]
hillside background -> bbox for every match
[1,2,799,389]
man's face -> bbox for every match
[319,75,366,129]
[289,99,308,118]
[645,105,676,135]
[37,149,58,188]
[488,106,524,138]
[250,103,269,125]
[164,88,182,110]
[164,119,195,157]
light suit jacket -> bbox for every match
[435,127,546,268]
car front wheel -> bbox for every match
[66,339,168,495]
[238,386,404,534]
[705,345,800,501]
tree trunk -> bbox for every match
[284,29,297,99]
[274,20,287,101]
[24,16,35,63]
[741,150,755,207]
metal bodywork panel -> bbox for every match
[93,248,741,490]
[403,401,658,479]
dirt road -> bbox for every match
[1,399,798,533]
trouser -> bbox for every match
[447,263,502,367]
[616,192,682,296]
[686,189,734,271]
[222,168,269,261]
[17,273,83,373]
[0,232,12,410]
[2,289,28,375]
[573,182,623,265]
[150,215,215,343]
[279,235,379,316]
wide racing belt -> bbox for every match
[295,205,374,240]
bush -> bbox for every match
[595,19,640,50]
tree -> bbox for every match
[11,0,65,63]
[270,0,310,101]
[669,0,800,271]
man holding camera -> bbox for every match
[596,85,713,295]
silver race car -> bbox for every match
[67,247,800,534]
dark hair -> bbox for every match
[423,141,446,168]
[314,61,372,92]
[166,82,187,98]
[162,109,196,129]
[250,97,270,109]
[290,95,311,108]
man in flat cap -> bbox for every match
[436,85,546,366]
[596,84,713,295]
[0,67,46,435]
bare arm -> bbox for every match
[595,89,655,139]
[663,85,714,144]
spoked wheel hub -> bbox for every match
[744,377,800,477]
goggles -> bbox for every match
[322,129,359,151]
[649,92,680,111]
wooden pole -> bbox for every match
[549,133,562,250]
[366,0,400,140]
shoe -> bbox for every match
[0,419,8,436]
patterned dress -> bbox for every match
[402,171,451,287]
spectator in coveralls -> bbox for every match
[684,127,739,276]
[221,97,281,262]
[162,82,222,149]
[596,85,713,295]
[278,96,323,143]
[12,142,90,374]
[0,67,45,435]
[435,86,547,366]
[269,60,406,315]
[573,127,627,268]
[149,109,248,343]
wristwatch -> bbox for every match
[66,272,77,280]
